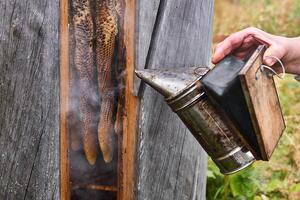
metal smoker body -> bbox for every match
[136,67,255,174]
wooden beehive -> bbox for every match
[0,0,213,199]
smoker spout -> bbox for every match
[135,67,209,98]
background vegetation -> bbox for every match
[207,0,300,199]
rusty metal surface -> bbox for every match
[135,67,209,97]
[136,67,255,174]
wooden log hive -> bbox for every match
[0,0,214,199]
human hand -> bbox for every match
[212,27,300,75]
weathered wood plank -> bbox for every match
[240,46,285,160]
[134,0,161,95]
[119,0,139,199]
[136,0,214,199]
[0,0,59,199]
[60,0,70,198]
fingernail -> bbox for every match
[264,57,275,66]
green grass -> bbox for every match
[207,0,300,199]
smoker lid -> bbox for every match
[135,67,209,98]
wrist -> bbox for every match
[284,37,300,75]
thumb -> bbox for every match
[263,45,285,66]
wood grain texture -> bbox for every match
[136,0,214,199]
[119,1,139,199]
[60,0,71,198]
[240,47,285,160]
[134,0,161,95]
[0,0,59,199]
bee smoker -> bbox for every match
[135,67,255,174]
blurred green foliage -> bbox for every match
[214,0,300,36]
[208,0,300,199]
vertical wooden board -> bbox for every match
[120,0,139,199]
[173,131,208,199]
[146,0,214,69]
[136,0,214,199]
[134,0,161,95]
[0,0,59,199]
[60,0,70,198]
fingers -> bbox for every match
[212,27,273,64]
[212,27,295,75]
[263,44,285,66]
[233,46,257,60]
[212,34,245,64]
[232,36,259,59]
